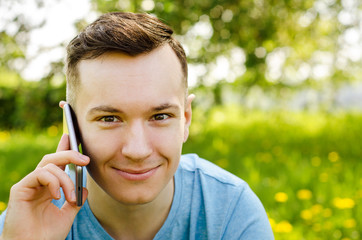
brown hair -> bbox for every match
[66,12,187,105]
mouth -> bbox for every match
[112,166,160,181]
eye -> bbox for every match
[152,114,170,121]
[100,116,120,122]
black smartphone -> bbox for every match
[63,103,83,206]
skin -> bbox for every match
[1,44,194,240]
[1,134,90,240]
[74,45,194,239]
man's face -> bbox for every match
[74,45,193,205]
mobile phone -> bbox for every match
[63,103,83,206]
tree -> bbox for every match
[1,0,361,120]
[0,0,66,129]
[92,0,362,108]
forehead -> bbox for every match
[75,45,185,112]
[79,45,184,87]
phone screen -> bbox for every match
[63,103,84,206]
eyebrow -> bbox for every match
[152,103,180,112]
[87,103,180,116]
[87,106,122,116]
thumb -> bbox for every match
[56,134,70,152]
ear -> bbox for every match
[183,94,195,143]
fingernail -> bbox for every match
[79,154,89,162]
[57,189,61,199]
[71,190,76,202]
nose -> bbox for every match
[121,121,152,161]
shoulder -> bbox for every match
[178,154,274,239]
[179,154,255,205]
[180,153,247,189]
[0,209,6,235]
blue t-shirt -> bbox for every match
[0,154,274,239]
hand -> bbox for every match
[1,133,90,240]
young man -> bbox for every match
[0,12,273,239]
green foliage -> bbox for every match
[1,0,361,121]
[0,31,25,66]
[89,0,358,103]
[1,110,361,238]
[0,79,65,130]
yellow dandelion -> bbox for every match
[332,198,355,209]
[0,131,10,142]
[328,152,339,162]
[297,189,312,200]
[268,218,276,229]
[275,192,288,203]
[47,125,59,137]
[311,204,323,215]
[300,209,313,220]
[0,201,7,211]
[343,219,356,229]
[274,221,293,233]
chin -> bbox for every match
[111,190,159,206]
[87,163,174,206]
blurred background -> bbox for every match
[0,0,361,239]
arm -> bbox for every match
[1,134,89,240]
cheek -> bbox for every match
[150,124,184,155]
[81,128,120,164]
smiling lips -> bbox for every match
[114,166,160,181]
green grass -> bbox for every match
[1,108,361,239]
[0,126,61,205]
[183,106,362,240]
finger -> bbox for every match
[14,168,61,200]
[81,187,88,205]
[37,150,89,169]
[59,100,67,109]
[43,163,77,203]
[56,133,70,152]
[60,187,88,219]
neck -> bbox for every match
[86,174,174,240]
